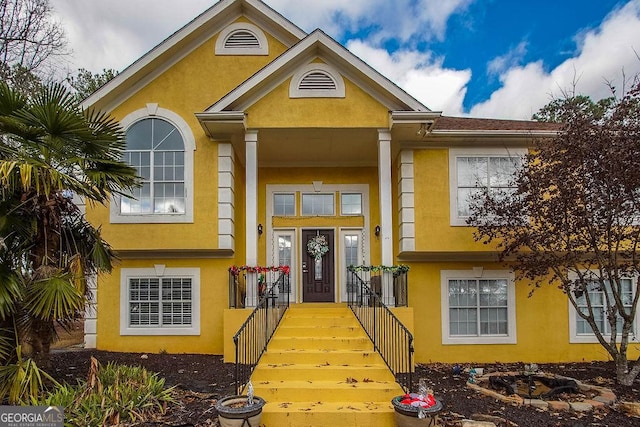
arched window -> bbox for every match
[121,118,186,215]
[111,105,195,224]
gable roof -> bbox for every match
[202,29,431,114]
[81,0,307,113]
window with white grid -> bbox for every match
[121,268,200,336]
[441,270,516,344]
[341,193,362,215]
[301,193,334,215]
[449,148,526,226]
[273,193,295,216]
[121,118,185,215]
[569,275,638,343]
[112,107,195,224]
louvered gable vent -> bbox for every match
[215,23,268,55]
[299,72,337,91]
[289,64,346,98]
[224,30,261,49]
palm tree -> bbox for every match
[0,81,137,401]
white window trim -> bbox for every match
[289,63,346,98]
[301,193,336,216]
[272,229,297,303]
[440,269,517,345]
[449,147,526,226]
[120,266,200,336]
[568,272,639,344]
[111,105,195,224]
[273,192,296,216]
[339,228,367,302]
[215,23,269,56]
[340,193,363,216]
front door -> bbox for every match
[302,229,335,302]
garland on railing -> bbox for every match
[347,264,410,276]
[229,265,291,277]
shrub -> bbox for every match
[38,357,175,425]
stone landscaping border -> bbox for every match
[466,371,616,413]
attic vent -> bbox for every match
[290,63,346,98]
[224,30,260,49]
[299,72,337,91]
[215,23,268,56]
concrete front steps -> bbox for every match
[251,303,404,427]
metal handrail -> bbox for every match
[233,271,290,394]
[347,269,414,392]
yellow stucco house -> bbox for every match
[82,0,638,365]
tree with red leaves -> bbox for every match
[468,80,640,385]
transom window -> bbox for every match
[441,269,517,344]
[302,193,335,215]
[449,148,525,226]
[122,118,185,215]
[341,193,362,215]
[274,193,295,216]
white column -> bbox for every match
[378,130,395,306]
[245,130,259,307]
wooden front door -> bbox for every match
[302,229,335,302]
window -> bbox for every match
[129,278,192,326]
[569,276,638,343]
[449,148,525,226]
[120,267,200,336]
[302,194,334,215]
[112,106,194,224]
[341,193,362,215]
[215,23,268,55]
[344,234,360,292]
[441,270,516,344]
[122,118,185,215]
[274,193,295,216]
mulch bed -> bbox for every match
[48,349,639,426]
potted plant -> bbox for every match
[216,382,265,427]
[391,379,443,426]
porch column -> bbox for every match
[245,130,259,307]
[378,130,395,306]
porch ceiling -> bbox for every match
[236,128,381,168]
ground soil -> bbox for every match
[47,348,640,427]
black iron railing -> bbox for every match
[229,266,291,308]
[232,269,290,394]
[347,266,413,392]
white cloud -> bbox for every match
[347,40,471,115]
[50,0,211,73]
[48,0,640,121]
[487,41,528,77]
[470,0,640,119]
[257,0,472,43]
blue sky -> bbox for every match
[51,0,640,119]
